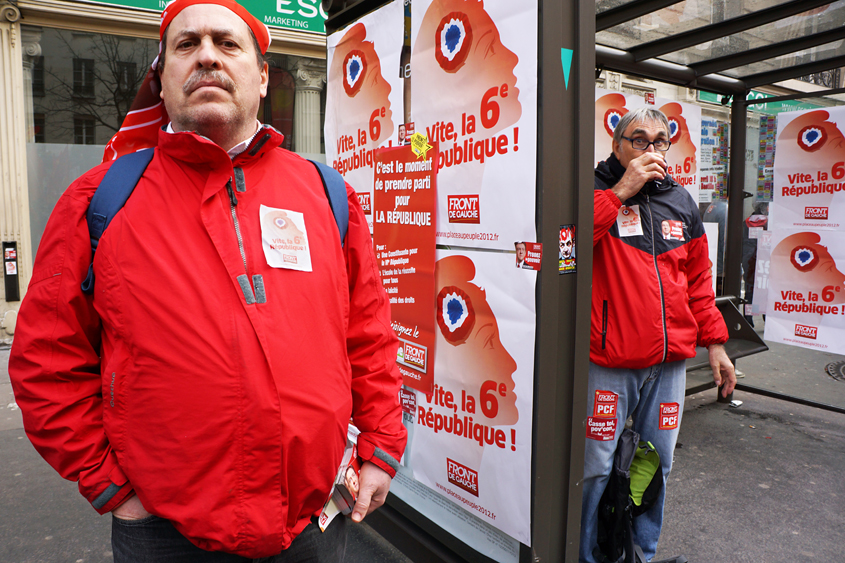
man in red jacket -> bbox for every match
[580,107,735,563]
[9,0,406,561]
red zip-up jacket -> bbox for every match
[9,126,406,557]
[592,154,728,369]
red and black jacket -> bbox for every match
[592,154,728,369]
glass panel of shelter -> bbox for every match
[658,2,845,67]
[596,0,812,51]
[734,96,845,408]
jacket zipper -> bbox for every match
[645,195,668,363]
[226,178,249,275]
[601,300,608,350]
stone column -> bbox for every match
[20,25,41,143]
[0,0,34,332]
[291,57,326,155]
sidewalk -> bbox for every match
[2,326,844,562]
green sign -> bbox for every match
[78,0,328,34]
[698,89,821,114]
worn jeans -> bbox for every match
[579,361,686,563]
[112,514,347,563]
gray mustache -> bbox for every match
[183,70,235,95]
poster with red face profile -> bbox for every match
[411,0,537,250]
[394,249,536,547]
[764,230,845,353]
[771,108,845,231]
[373,144,438,394]
[325,0,404,232]
[594,88,701,203]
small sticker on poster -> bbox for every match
[4,249,16,260]
[559,225,576,274]
[5,261,17,276]
[514,241,542,270]
[398,122,415,145]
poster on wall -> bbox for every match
[766,106,845,353]
[594,88,701,203]
[700,118,729,203]
[398,249,536,546]
[770,108,845,231]
[764,230,845,352]
[752,230,772,315]
[325,0,404,231]
[410,0,537,250]
[373,145,438,393]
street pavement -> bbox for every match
[2,316,844,562]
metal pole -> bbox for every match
[724,96,747,299]
[532,0,593,560]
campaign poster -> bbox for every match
[700,118,729,203]
[751,230,773,315]
[770,107,845,231]
[325,0,404,231]
[764,230,845,352]
[594,89,701,202]
[401,249,536,545]
[411,0,537,250]
[373,145,438,393]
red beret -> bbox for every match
[160,0,271,54]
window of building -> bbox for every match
[116,61,137,95]
[33,114,46,143]
[73,116,96,144]
[73,58,95,98]
[32,56,45,97]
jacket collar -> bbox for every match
[156,124,284,168]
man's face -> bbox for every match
[662,221,671,235]
[159,4,268,137]
[515,243,526,261]
[399,124,406,142]
[612,119,669,169]
[559,235,573,259]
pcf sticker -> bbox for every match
[593,390,618,418]
[659,402,680,430]
[260,205,312,272]
[616,205,643,237]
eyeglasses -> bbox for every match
[621,136,671,151]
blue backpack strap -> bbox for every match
[81,148,155,294]
[309,160,349,248]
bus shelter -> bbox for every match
[322,1,845,561]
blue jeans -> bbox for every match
[579,361,686,563]
[112,514,347,563]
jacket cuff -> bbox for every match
[699,335,729,349]
[356,437,400,478]
[603,188,622,208]
[90,465,134,514]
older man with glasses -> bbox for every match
[581,107,735,563]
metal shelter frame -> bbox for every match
[323,0,845,561]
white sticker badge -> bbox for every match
[616,205,643,237]
[260,205,312,272]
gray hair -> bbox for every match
[612,107,671,147]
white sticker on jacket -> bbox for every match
[260,205,312,272]
[616,205,643,237]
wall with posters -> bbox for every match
[325,1,405,231]
[324,0,538,556]
[595,88,701,203]
[765,107,845,353]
